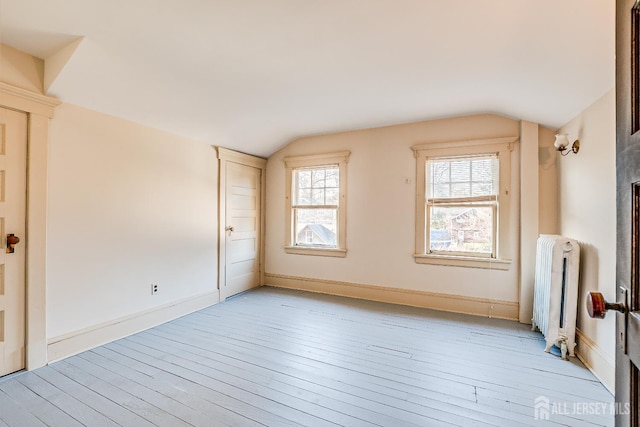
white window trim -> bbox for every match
[412,137,517,270]
[284,151,350,257]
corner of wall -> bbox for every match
[0,43,44,94]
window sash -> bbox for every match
[426,154,499,200]
[292,206,338,247]
[293,165,340,207]
[426,201,497,258]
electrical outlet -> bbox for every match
[151,284,158,295]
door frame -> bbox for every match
[0,82,60,370]
[216,147,266,300]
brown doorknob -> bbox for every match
[6,234,20,254]
[586,291,626,319]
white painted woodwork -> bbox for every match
[0,107,27,377]
[0,287,613,426]
[224,163,260,298]
[46,291,217,363]
[265,272,519,320]
[519,120,540,324]
[217,147,266,300]
[0,81,59,372]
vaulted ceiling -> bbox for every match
[0,0,614,157]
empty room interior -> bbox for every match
[0,1,625,426]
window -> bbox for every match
[412,137,515,269]
[427,154,498,257]
[284,151,350,257]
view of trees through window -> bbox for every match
[293,166,339,246]
[427,155,498,256]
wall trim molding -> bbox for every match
[0,82,61,117]
[575,328,615,395]
[47,291,219,363]
[264,273,518,321]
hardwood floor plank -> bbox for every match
[0,287,613,426]
[67,353,230,427]
[84,348,261,427]
[116,337,392,427]
[105,341,324,427]
[133,330,468,427]
[52,359,191,427]
[193,292,609,401]
[16,369,120,427]
[0,379,84,427]
[0,389,47,427]
[35,366,155,427]
[134,330,535,427]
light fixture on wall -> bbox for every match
[554,134,580,156]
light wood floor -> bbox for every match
[0,286,613,426]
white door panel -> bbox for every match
[0,107,27,377]
[221,159,263,299]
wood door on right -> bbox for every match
[616,1,640,424]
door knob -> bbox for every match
[586,291,626,319]
[225,226,234,236]
[6,234,20,254]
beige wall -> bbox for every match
[47,103,219,340]
[266,114,555,315]
[1,43,222,361]
[0,43,44,93]
[557,89,616,392]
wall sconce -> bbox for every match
[554,134,580,156]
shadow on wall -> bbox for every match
[576,241,599,330]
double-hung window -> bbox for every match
[413,137,515,269]
[284,151,350,257]
[426,155,498,257]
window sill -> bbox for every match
[285,246,347,258]
[414,254,511,270]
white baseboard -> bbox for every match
[264,273,518,321]
[47,291,219,363]
[575,328,615,395]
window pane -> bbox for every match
[433,184,450,198]
[450,160,470,182]
[325,188,339,205]
[311,189,325,205]
[294,165,340,207]
[472,183,492,197]
[297,189,311,205]
[325,168,339,188]
[297,170,312,188]
[451,183,471,198]
[471,159,492,182]
[431,161,450,184]
[295,208,337,247]
[429,206,493,254]
[312,169,326,188]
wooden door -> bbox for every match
[217,148,266,300]
[617,1,640,424]
[0,107,27,377]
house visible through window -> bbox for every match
[427,155,498,257]
[283,151,350,257]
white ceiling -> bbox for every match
[0,0,614,157]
